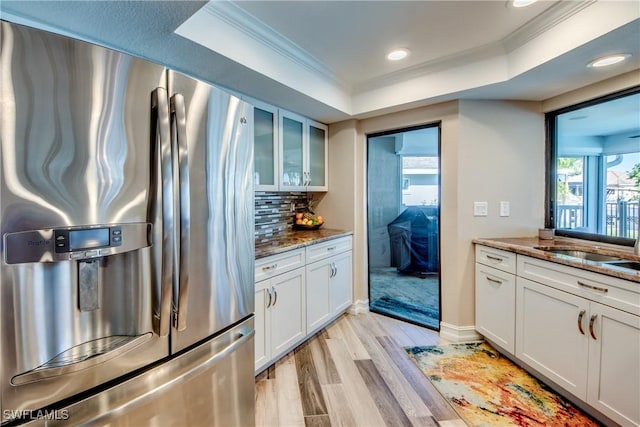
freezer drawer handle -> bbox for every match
[172,93,191,332]
[88,329,256,421]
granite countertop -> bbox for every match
[473,236,640,283]
[255,229,353,259]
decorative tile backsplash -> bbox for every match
[255,192,308,244]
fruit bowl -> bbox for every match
[293,222,323,230]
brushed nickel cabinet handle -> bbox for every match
[486,255,503,262]
[577,310,586,335]
[577,281,608,293]
[589,314,598,340]
[262,263,278,272]
[272,287,278,306]
[266,288,272,308]
[486,276,503,285]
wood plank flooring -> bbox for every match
[255,312,466,427]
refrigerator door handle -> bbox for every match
[171,93,190,332]
[152,87,174,337]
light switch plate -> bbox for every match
[500,201,510,217]
[474,201,488,217]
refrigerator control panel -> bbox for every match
[3,223,151,264]
[54,226,122,254]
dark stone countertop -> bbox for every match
[473,236,640,283]
[255,229,353,259]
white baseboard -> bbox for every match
[439,322,483,343]
[349,299,370,315]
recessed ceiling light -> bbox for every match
[512,0,539,7]
[587,54,631,68]
[387,48,410,61]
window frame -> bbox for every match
[545,86,640,246]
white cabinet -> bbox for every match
[513,255,640,427]
[255,235,353,374]
[253,101,279,191]
[279,109,328,192]
[587,302,640,426]
[475,245,516,354]
[516,277,589,397]
[330,251,353,314]
[254,249,306,373]
[306,248,352,334]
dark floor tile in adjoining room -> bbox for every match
[370,267,440,329]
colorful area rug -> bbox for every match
[405,342,601,426]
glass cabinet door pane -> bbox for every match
[282,116,304,186]
[254,107,275,186]
[308,124,326,187]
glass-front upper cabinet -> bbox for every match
[279,110,329,192]
[253,102,279,191]
[307,120,328,191]
[279,110,306,191]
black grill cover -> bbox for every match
[387,206,439,273]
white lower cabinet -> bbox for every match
[516,277,589,398]
[587,302,640,427]
[254,267,306,373]
[255,235,353,373]
[475,263,516,353]
[516,277,640,426]
[306,250,352,334]
[476,245,640,427]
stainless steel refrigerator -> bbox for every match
[0,20,254,426]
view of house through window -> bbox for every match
[551,89,640,243]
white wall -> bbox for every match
[322,72,636,331]
[323,99,545,330]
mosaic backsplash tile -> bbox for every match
[255,192,308,244]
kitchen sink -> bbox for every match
[535,248,623,263]
[604,260,640,271]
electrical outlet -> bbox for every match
[500,201,510,217]
[473,202,488,217]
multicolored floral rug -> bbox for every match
[405,342,601,426]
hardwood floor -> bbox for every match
[255,312,466,427]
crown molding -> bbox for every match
[502,0,597,52]
[353,0,597,95]
[202,2,347,90]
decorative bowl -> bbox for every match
[293,223,323,230]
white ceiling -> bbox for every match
[1,0,639,125]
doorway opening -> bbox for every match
[367,124,441,330]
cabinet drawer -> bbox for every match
[306,236,352,263]
[255,248,305,283]
[475,245,516,274]
[518,255,640,316]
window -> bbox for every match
[546,88,640,245]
